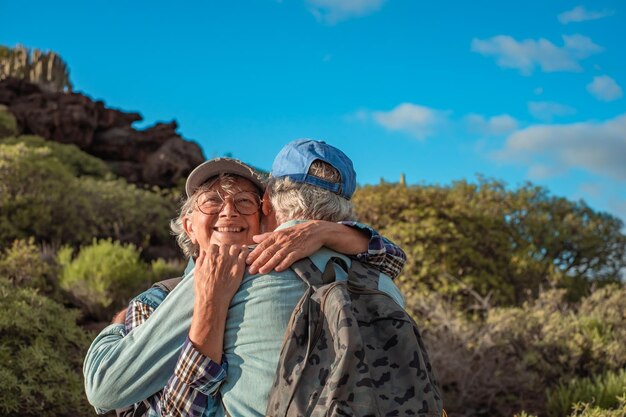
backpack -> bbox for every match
[266,257,444,417]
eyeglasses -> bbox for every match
[196,191,261,215]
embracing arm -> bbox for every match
[247,220,406,277]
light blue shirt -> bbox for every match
[84,220,404,416]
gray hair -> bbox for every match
[267,160,355,224]
[170,174,262,258]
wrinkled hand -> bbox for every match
[190,244,247,360]
[194,244,248,307]
[247,221,327,274]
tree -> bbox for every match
[353,179,626,306]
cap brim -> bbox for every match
[185,158,265,197]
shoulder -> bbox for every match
[130,286,169,310]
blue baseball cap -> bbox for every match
[271,139,356,199]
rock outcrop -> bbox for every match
[0,77,205,188]
[0,45,72,93]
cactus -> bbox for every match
[0,45,72,92]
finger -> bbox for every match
[247,237,275,264]
[228,244,240,257]
[208,244,220,256]
[248,248,273,275]
[252,232,272,243]
[237,247,248,269]
[239,244,249,264]
[274,252,299,272]
[258,249,287,275]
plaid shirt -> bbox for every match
[115,222,406,417]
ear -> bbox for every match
[262,191,272,216]
[182,215,198,245]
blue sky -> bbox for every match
[2,0,625,222]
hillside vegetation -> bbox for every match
[1,77,625,416]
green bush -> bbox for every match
[0,107,18,138]
[547,369,626,416]
[0,135,110,178]
[408,285,626,417]
[353,180,626,307]
[58,239,150,320]
[519,396,626,417]
[0,141,177,253]
[0,279,94,417]
[0,238,55,294]
[0,142,94,246]
[568,397,626,417]
[78,176,176,248]
[150,258,186,282]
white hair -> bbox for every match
[267,160,355,224]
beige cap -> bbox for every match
[185,157,265,197]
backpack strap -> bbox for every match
[151,276,183,293]
[289,257,346,288]
[347,259,381,291]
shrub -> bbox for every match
[58,239,150,320]
[0,279,93,417]
[150,258,186,282]
[0,238,55,294]
[0,135,110,178]
[353,180,626,307]
[78,176,176,249]
[546,368,626,416]
[568,397,626,417]
[0,141,177,254]
[408,285,626,417]
[0,107,18,138]
[0,142,94,246]
[519,396,626,417]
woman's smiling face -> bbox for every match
[183,176,262,251]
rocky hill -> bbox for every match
[0,76,205,189]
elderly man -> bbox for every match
[84,139,407,416]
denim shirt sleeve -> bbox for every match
[125,286,168,332]
[338,221,407,279]
[83,273,198,410]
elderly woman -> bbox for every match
[94,156,406,417]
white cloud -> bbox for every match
[528,101,576,122]
[465,113,518,135]
[372,102,450,140]
[493,113,626,181]
[527,164,566,180]
[558,6,615,24]
[471,34,603,75]
[307,0,385,23]
[578,182,603,198]
[587,75,623,102]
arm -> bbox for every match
[83,246,245,412]
[339,220,407,279]
[158,245,245,416]
[246,220,406,278]
[84,273,197,410]
[116,286,226,417]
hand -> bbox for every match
[247,221,327,274]
[194,244,248,307]
[112,307,128,324]
[189,244,248,360]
